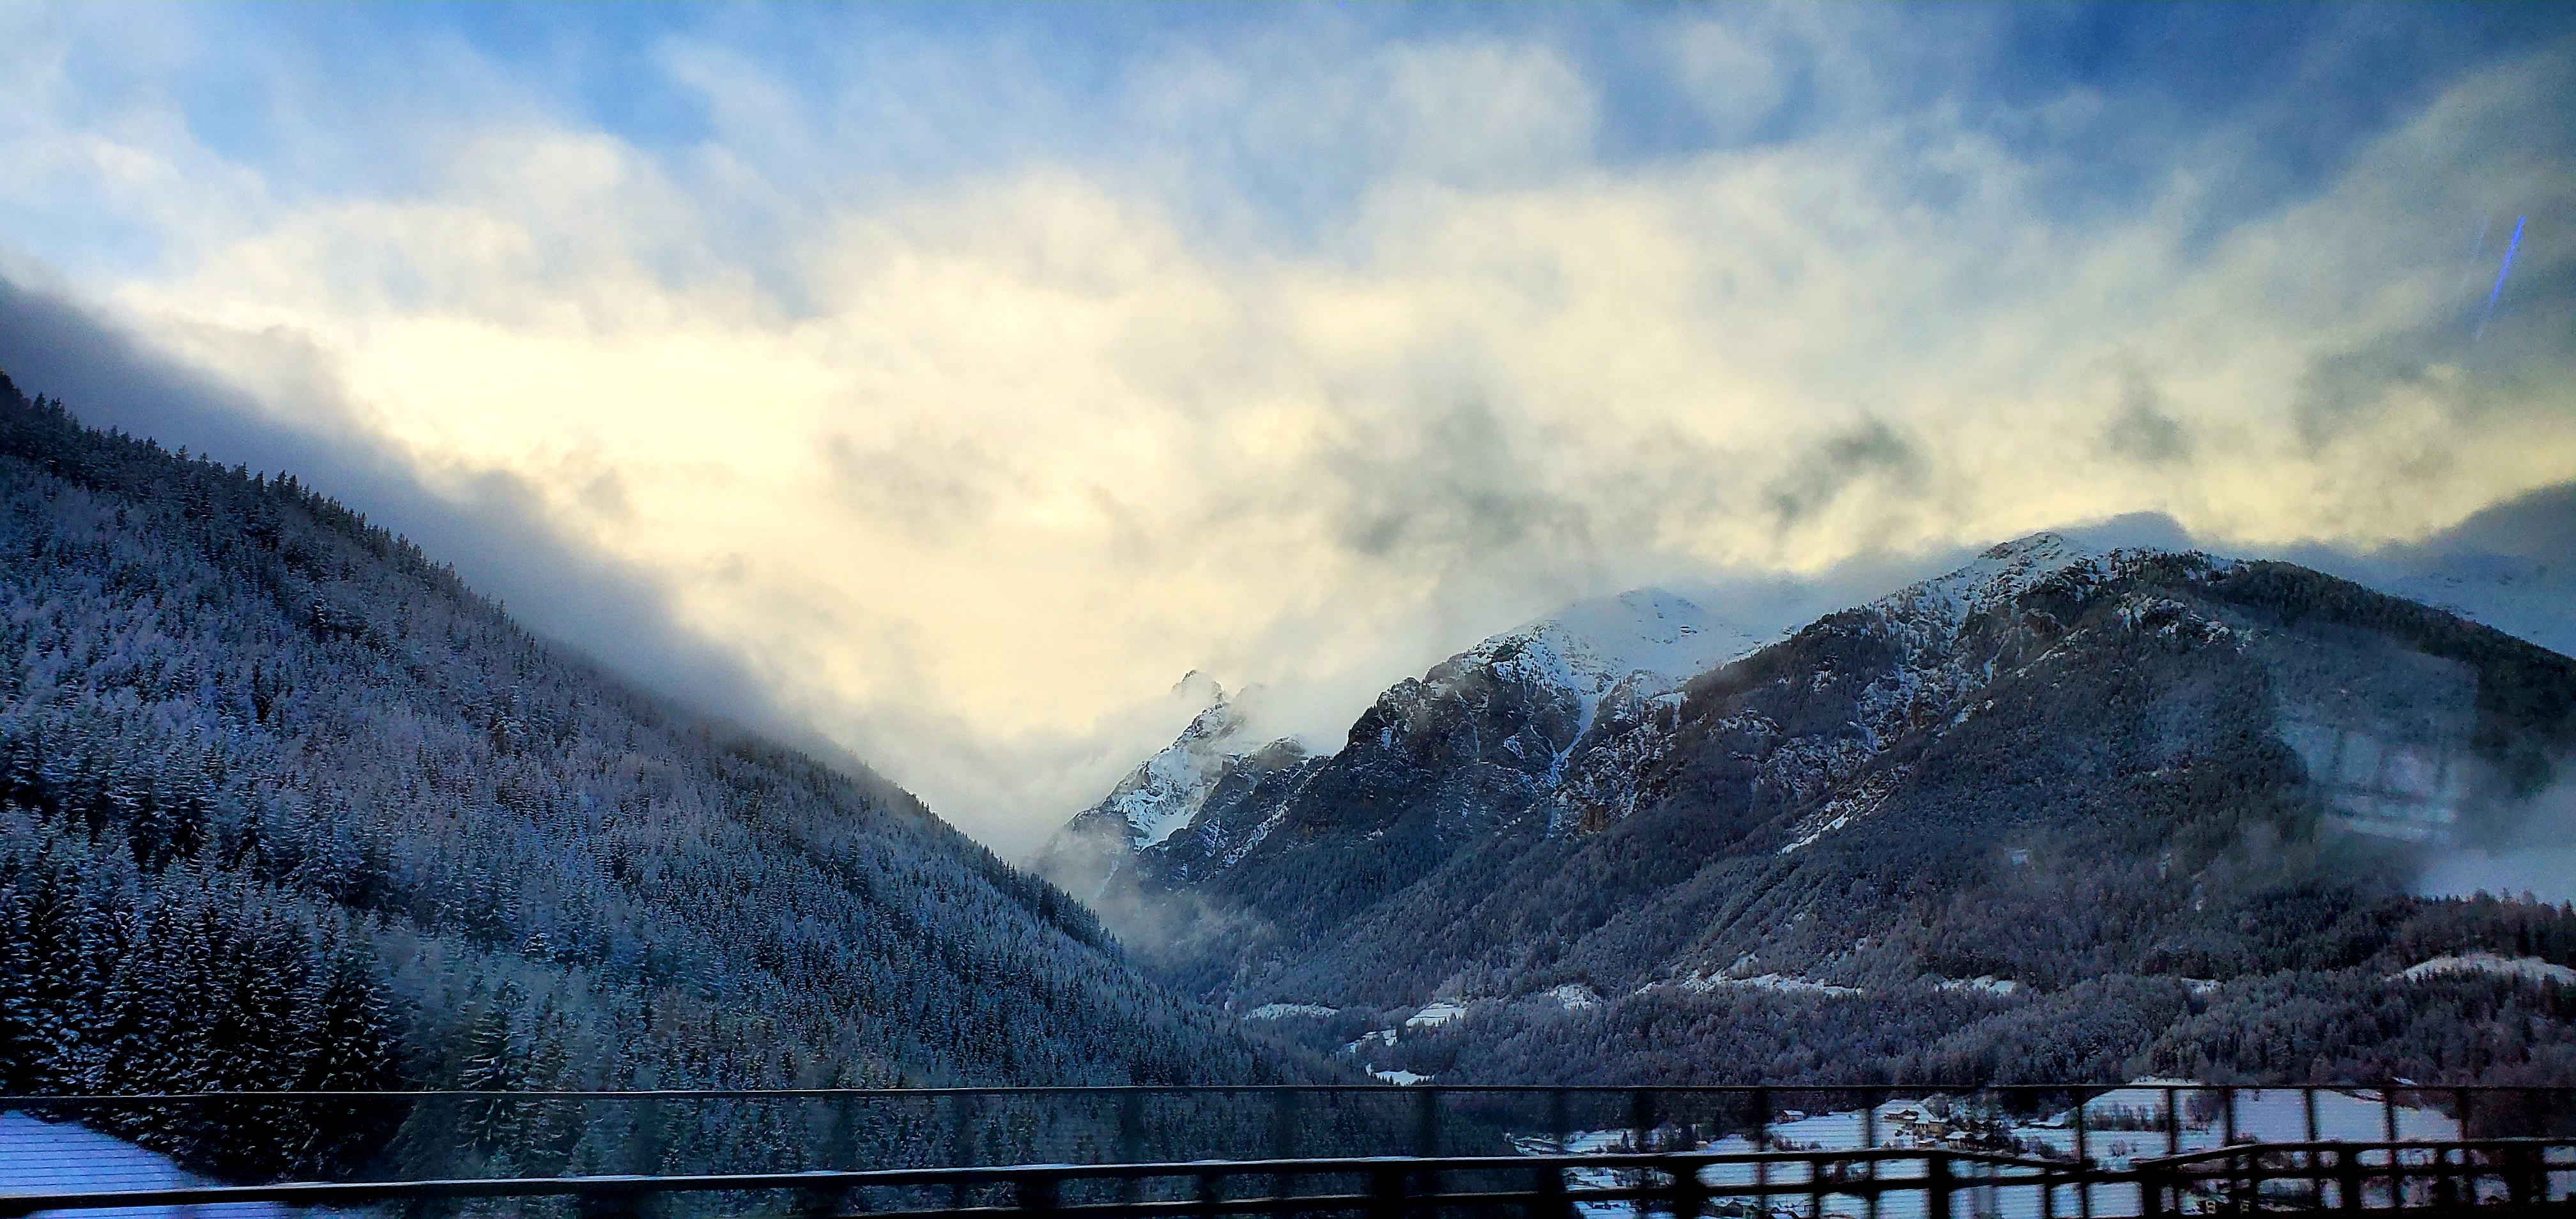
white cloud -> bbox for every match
[3,13,2571,855]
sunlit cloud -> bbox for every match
[3,4,2571,854]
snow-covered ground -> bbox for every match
[1517,1084,2490,1219]
[1405,1001,1468,1028]
[1639,970,1862,998]
[1934,976,2021,996]
[0,1112,302,1219]
[2396,953,2576,986]
[1241,1002,1338,1020]
[1545,983,1604,1009]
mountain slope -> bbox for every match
[1074,535,2576,1085]
[0,373,1276,1172]
[1036,588,1765,990]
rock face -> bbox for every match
[1036,589,1766,979]
[1032,689,1313,900]
[1050,535,2576,1085]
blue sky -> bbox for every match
[1,3,2571,852]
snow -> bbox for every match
[1095,699,1252,848]
[0,1111,299,1219]
[1663,970,1862,997]
[2396,952,2576,986]
[1545,983,1603,1009]
[1404,1000,1468,1028]
[1935,975,2021,995]
[1522,1083,2468,1219]
[1241,1002,1338,1020]
[1371,1069,1432,1086]
[1462,590,1764,751]
[1879,533,2103,630]
[1765,534,2115,856]
[1509,588,1767,691]
[1347,1028,1399,1052]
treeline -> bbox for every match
[0,813,399,1176]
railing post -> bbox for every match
[1119,1090,1145,1163]
[1195,1169,1221,1219]
[1016,1171,1059,1216]
[1865,1091,1883,1219]
[950,1092,977,1210]
[1414,1087,1442,1205]
[2137,1161,2166,1219]
[1273,1088,1301,1160]
[1118,1090,1146,1204]
[1536,1156,1575,1219]
[1926,1151,1952,1219]
[1370,1160,1406,1219]
[2163,1087,2181,1158]
[2072,1092,2092,1219]
[2334,1143,2362,1212]
[1671,1149,1709,1219]
[2509,1142,2540,1207]
[1271,1088,1301,1201]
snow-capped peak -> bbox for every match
[1877,532,2102,627]
[1098,694,1250,848]
[1471,588,1764,701]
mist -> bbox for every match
[2418,775,2576,905]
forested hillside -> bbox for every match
[0,371,1276,1174]
[1073,537,2576,1087]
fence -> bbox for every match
[5,1084,2575,1218]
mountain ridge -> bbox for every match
[1048,528,2576,1086]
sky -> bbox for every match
[1,2,2572,857]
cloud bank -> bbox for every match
[3,5,2572,855]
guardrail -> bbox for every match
[4,1085,2574,1218]
[8,1140,2573,1218]
[0,1146,2119,1219]
[2135,1138,2576,1215]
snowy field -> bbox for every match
[0,1112,304,1219]
[1514,1084,2528,1219]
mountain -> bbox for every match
[1061,534,2576,1087]
[0,373,1278,1177]
[1034,587,1767,986]
[1032,682,1308,902]
[2315,482,2576,663]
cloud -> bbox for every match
[0,277,863,778]
[2101,368,2193,465]
[3,9,2573,857]
[1767,418,1928,528]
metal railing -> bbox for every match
[4,1084,2574,1218]
[10,1140,2574,1218]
